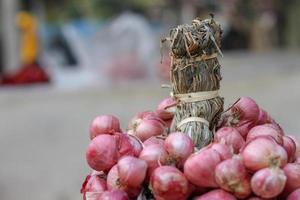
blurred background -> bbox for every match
[0,0,300,199]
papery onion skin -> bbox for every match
[99,190,129,200]
[127,134,143,157]
[143,136,165,147]
[290,136,300,158]
[283,163,300,194]
[214,127,245,154]
[184,149,221,188]
[114,133,135,158]
[282,135,297,162]
[228,97,260,126]
[86,135,119,171]
[139,144,168,180]
[241,136,287,171]
[257,109,271,125]
[235,121,255,139]
[287,188,300,200]
[156,97,176,120]
[205,142,233,161]
[195,189,237,200]
[150,166,189,200]
[80,174,107,200]
[251,167,287,198]
[127,114,165,142]
[106,165,141,198]
[215,158,251,199]
[164,132,194,167]
[247,124,283,144]
[117,156,147,188]
[89,115,121,139]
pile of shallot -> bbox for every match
[81,96,300,200]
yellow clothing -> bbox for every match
[17,12,38,65]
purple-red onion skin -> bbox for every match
[205,142,233,161]
[247,124,283,144]
[127,134,143,157]
[184,149,221,188]
[164,132,194,167]
[150,166,189,200]
[89,115,121,139]
[241,136,288,171]
[156,97,176,120]
[283,163,300,194]
[86,135,118,171]
[117,156,147,188]
[115,133,135,158]
[81,174,107,200]
[139,144,168,180]
[287,188,300,200]
[282,136,297,162]
[143,136,165,147]
[235,121,255,138]
[257,109,271,125]
[215,158,251,199]
[290,136,300,158]
[127,115,165,142]
[195,189,237,200]
[295,157,300,164]
[214,127,245,154]
[99,190,129,200]
[251,167,287,198]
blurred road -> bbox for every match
[0,51,300,200]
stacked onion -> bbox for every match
[81,97,300,200]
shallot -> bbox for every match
[139,144,167,180]
[150,166,189,200]
[117,156,147,188]
[89,115,120,139]
[86,135,118,171]
[81,174,107,200]
[99,190,129,200]
[184,148,221,188]
[156,97,176,120]
[127,111,165,141]
[290,136,300,158]
[241,136,287,171]
[143,136,165,147]
[282,135,297,162]
[195,189,237,200]
[283,163,300,194]
[214,127,245,153]
[215,158,251,199]
[256,108,271,125]
[247,124,283,144]
[205,142,233,160]
[251,167,286,198]
[287,188,300,200]
[164,132,194,167]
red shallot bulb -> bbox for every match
[214,127,245,154]
[127,112,165,141]
[81,174,107,200]
[86,135,118,171]
[106,165,140,198]
[139,144,167,180]
[156,97,176,120]
[283,163,300,194]
[143,136,165,147]
[89,115,121,139]
[195,189,237,200]
[290,136,300,158]
[215,158,251,199]
[227,97,260,126]
[282,135,297,162]
[205,142,233,160]
[246,124,283,144]
[241,136,287,171]
[164,132,194,167]
[184,148,221,188]
[99,190,129,200]
[127,134,143,157]
[150,166,189,200]
[295,157,300,164]
[251,167,287,198]
[287,188,300,200]
[235,121,254,138]
[114,133,135,158]
[256,108,271,125]
[117,156,147,188]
